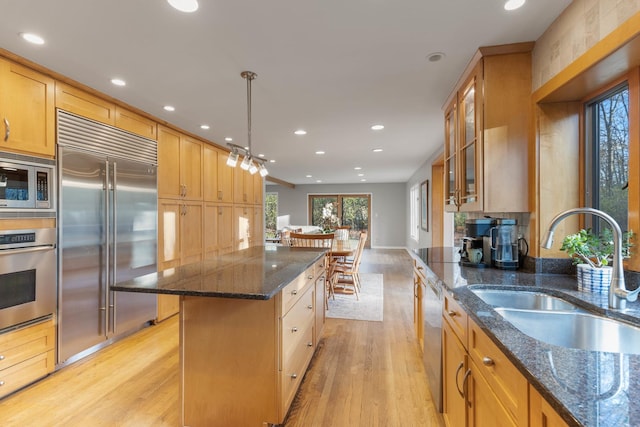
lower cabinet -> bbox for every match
[181,258,325,426]
[442,292,565,427]
[0,317,55,398]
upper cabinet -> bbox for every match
[0,58,55,157]
[55,82,157,140]
[203,143,234,203]
[158,125,203,200]
[444,43,532,213]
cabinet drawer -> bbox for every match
[281,324,315,413]
[281,265,315,314]
[0,319,55,371]
[282,285,314,362]
[443,293,468,346]
[0,350,55,398]
[468,318,528,426]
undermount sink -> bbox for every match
[471,288,579,311]
[494,308,640,355]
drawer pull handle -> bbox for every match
[0,355,4,361]
[447,310,457,317]
[454,362,465,398]
[307,304,313,310]
[3,118,8,142]
[307,275,314,280]
[0,380,4,386]
[291,327,298,333]
[482,357,495,366]
[307,342,313,347]
[291,290,298,296]
[291,374,298,379]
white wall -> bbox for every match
[266,182,406,248]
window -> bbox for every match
[410,184,419,241]
[308,194,371,246]
[264,192,278,239]
[584,84,629,233]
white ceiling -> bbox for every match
[0,0,571,185]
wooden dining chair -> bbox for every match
[288,232,338,308]
[334,231,367,298]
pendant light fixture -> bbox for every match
[226,71,268,176]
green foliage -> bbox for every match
[560,228,633,268]
[264,193,278,238]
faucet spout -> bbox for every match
[543,208,629,309]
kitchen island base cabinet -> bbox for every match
[180,258,323,427]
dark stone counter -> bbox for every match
[111,246,325,300]
[411,247,640,427]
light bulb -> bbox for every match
[248,161,258,175]
[226,152,239,167]
[240,156,251,170]
[259,164,269,177]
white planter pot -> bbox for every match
[576,264,612,294]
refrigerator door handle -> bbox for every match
[100,160,110,337]
[110,161,117,334]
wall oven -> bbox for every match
[0,228,56,330]
[0,155,55,211]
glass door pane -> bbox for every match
[340,196,369,243]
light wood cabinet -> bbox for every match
[0,317,55,398]
[157,125,203,201]
[442,293,528,427]
[204,144,236,203]
[413,260,426,350]
[181,257,324,426]
[233,166,254,204]
[444,43,532,213]
[216,148,234,203]
[114,106,157,140]
[157,198,203,321]
[529,385,569,427]
[0,59,55,157]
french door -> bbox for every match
[308,194,371,248]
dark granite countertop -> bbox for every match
[411,247,640,427]
[111,246,325,300]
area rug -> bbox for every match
[326,273,384,322]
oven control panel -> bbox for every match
[0,232,36,245]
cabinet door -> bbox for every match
[529,384,569,427]
[158,126,182,199]
[114,106,157,140]
[468,359,518,427]
[55,82,115,126]
[457,64,482,212]
[0,60,55,157]
[158,198,181,270]
[180,137,203,201]
[181,201,203,265]
[217,205,234,254]
[203,202,218,259]
[444,99,458,212]
[442,320,468,427]
[234,167,247,203]
[234,205,251,250]
[251,206,264,246]
[217,149,234,203]
[203,144,218,202]
[253,173,263,205]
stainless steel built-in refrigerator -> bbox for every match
[57,111,157,365]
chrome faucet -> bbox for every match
[542,207,637,310]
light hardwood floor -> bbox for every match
[0,249,442,427]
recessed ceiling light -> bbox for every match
[372,148,383,153]
[306,175,312,178]
[20,32,45,45]
[504,0,525,10]
[315,151,325,155]
[163,105,175,112]
[361,179,367,182]
[225,137,233,142]
[294,130,307,135]
[358,174,364,177]
[371,124,384,131]
[258,154,265,158]
[427,52,446,62]
[316,180,322,183]
[269,159,276,163]
[110,78,126,87]
[167,0,199,13]
[200,125,210,130]
[354,167,362,170]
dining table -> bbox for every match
[332,238,357,257]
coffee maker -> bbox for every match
[460,218,495,268]
[490,218,528,270]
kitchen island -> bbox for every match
[413,247,640,427]
[112,245,327,427]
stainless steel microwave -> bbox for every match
[0,157,55,210]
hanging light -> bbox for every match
[226,71,269,177]
[226,150,239,167]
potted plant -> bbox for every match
[560,228,633,293]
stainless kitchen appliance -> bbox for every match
[57,111,157,365]
[0,154,54,211]
[460,218,495,268]
[0,228,56,330]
